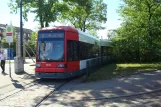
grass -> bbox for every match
[87,63,161,81]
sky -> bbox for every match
[0,0,123,39]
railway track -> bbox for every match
[82,90,161,107]
[1,81,161,107]
[0,78,36,101]
[1,71,161,106]
[36,83,161,107]
[0,81,36,101]
[0,78,74,107]
[80,87,161,101]
[35,80,71,107]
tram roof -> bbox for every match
[39,26,111,46]
[39,26,78,33]
[100,39,111,46]
[78,30,111,47]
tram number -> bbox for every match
[46,64,51,66]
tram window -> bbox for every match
[67,40,79,61]
[79,41,100,60]
[79,42,88,60]
[73,41,79,60]
[41,42,46,52]
[79,42,93,60]
[91,43,99,57]
[101,46,106,56]
[101,46,111,56]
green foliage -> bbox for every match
[33,0,60,28]
[112,0,161,62]
[9,0,60,28]
[25,32,37,57]
[87,29,98,37]
[58,0,107,32]
[9,0,107,38]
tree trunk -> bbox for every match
[40,15,44,28]
[45,22,49,27]
[82,18,87,32]
[147,1,153,62]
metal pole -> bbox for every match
[9,43,11,78]
[20,0,23,58]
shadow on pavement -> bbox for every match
[14,70,35,79]
[21,71,35,79]
[2,72,8,76]
[11,78,24,89]
[33,70,161,107]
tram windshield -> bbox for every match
[37,31,64,62]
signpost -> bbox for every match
[6,22,13,78]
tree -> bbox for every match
[60,0,107,32]
[87,29,98,37]
[107,30,118,40]
[25,31,37,57]
[112,0,161,62]
[9,0,107,34]
[8,0,65,28]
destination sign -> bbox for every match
[39,32,64,39]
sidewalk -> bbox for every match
[0,59,35,87]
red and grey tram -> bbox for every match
[35,26,111,79]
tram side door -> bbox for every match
[67,40,80,72]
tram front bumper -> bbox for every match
[35,68,70,79]
[35,72,73,79]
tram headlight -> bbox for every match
[36,64,41,68]
[57,64,67,68]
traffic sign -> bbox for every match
[6,22,13,43]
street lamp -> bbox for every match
[20,0,23,58]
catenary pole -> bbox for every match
[20,0,23,58]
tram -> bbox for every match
[35,26,111,79]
